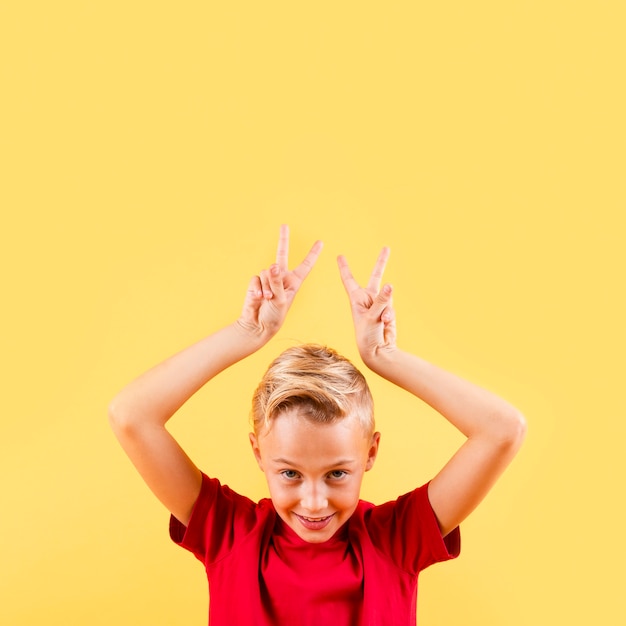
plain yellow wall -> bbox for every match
[1,2,625,624]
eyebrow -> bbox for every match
[271,458,358,469]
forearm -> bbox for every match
[366,348,526,445]
[109,321,268,430]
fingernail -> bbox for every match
[270,264,279,276]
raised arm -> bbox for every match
[337,249,526,537]
[109,225,323,525]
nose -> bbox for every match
[300,481,328,514]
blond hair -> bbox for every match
[251,344,374,436]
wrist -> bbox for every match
[361,344,399,373]
[231,318,275,351]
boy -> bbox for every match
[109,225,526,625]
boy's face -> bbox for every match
[249,408,380,544]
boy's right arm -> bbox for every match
[338,248,526,538]
[108,225,322,526]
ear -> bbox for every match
[365,431,381,471]
[249,432,264,470]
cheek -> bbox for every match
[266,480,294,507]
[334,481,363,508]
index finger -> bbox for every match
[337,254,361,294]
[292,239,324,281]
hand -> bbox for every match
[338,247,397,364]
[238,225,323,340]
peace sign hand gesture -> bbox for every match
[337,247,397,367]
[238,225,323,342]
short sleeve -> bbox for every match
[365,482,460,574]
[169,473,258,566]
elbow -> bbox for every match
[476,405,526,454]
[108,395,136,436]
[498,406,527,453]
[108,394,122,427]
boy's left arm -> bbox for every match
[338,249,527,538]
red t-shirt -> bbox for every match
[170,473,460,625]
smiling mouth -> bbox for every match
[294,513,335,530]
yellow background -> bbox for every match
[1,2,624,624]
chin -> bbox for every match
[296,529,335,544]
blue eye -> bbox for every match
[281,470,299,480]
[328,470,347,479]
